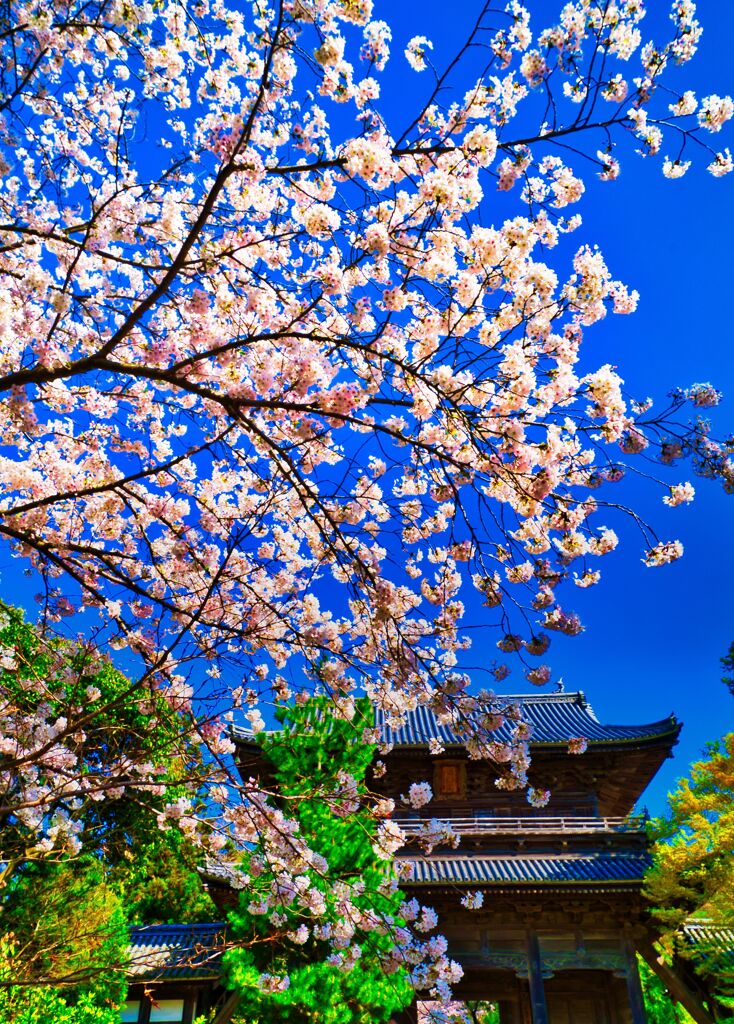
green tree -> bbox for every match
[646,734,734,1015]
[638,958,694,1024]
[0,601,215,922]
[223,698,413,1024]
[721,643,734,699]
[0,858,127,993]
[0,966,120,1024]
[0,601,187,879]
[0,602,215,1019]
[647,735,734,933]
[116,828,215,927]
[0,861,126,1024]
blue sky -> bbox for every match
[374,0,734,810]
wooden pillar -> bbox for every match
[623,939,648,1024]
[525,931,549,1024]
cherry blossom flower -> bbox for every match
[527,787,551,808]
[0,0,731,993]
[568,737,588,755]
[643,540,684,567]
[526,665,552,687]
[663,482,696,507]
[698,95,734,132]
[405,782,433,810]
[687,383,723,407]
[708,149,734,176]
[662,158,691,179]
[669,91,698,116]
[405,36,433,72]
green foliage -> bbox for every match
[646,734,734,1015]
[0,601,214,1014]
[470,1004,500,1024]
[224,698,413,1024]
[722,642,734,698]
[0,858,127,999]
[0,976,120,1024]
[0,600,186,873]
[638,958,694,1024]
[0,601,214,922]
[114,827,216,925]
[647,734,734,935]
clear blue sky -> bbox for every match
[373,0,734,811]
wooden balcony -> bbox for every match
[396,815,647,836]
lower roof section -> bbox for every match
[682,920,734,970]
[128,922,227,980]
[401,850,651,887]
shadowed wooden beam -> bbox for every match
[212,992,241,1024]
[638,940,715,1024]
[526,930,549,1024]
[623,939,648,1024]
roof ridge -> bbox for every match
[480,691,586,702]
[405,850,650,860]
[130,922,227,934]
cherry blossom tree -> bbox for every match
[0,0,732,1002]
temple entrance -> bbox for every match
[545,971,632,1024]
[397,964,636,1024]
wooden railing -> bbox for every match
[396,815,646,835]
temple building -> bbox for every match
[371,691,686,1024]
[123,922,233,1024]
[122,690,725,1024]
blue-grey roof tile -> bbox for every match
[402,851,650,886]
[682,921,734,969]
[128,923,227,979]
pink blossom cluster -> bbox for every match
[663,482,696,507]
[405,36,433,73]
[404,781,433,810]
[527,787,551,808]
[567,737,588,755]
[643,541,684,567]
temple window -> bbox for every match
[433,760,466,800]
[120,1003,141,1023]
[149,1000,186,1023]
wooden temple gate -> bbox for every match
[125,690,721,1023]
[371,691,705,1024]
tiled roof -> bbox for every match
[128,923,227,979]
[681,920,734,970]
[375,692,678,748]
[402,851,651,887]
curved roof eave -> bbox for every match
[374,692,680,749]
